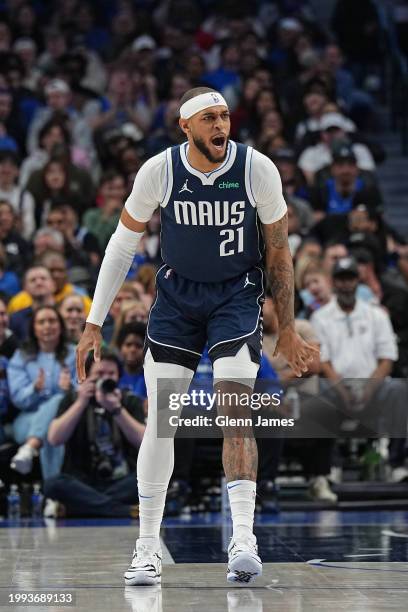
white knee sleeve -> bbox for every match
[137,349,195,485]
[213,344,259,389]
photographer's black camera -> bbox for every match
[96,378,117,394]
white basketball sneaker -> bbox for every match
[227,534,262,584]
[124,539,162,586]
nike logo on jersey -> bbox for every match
[179,179,193,194]
[244,273,255,288]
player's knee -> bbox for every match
[213,344,259,387]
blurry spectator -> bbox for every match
[323,43,375,129]
[114,322,146,399]
[146,99,184,157]
[7,305,76,476]
[102,281,141,343]
[295,82,330,147]
[0,295,18,358]
[301,265,333,317]
[33,227,65,257]
[287,202,304,257]
[85,67,147,137]
[203,41,240,94]
[0,151,21,213]
[311,142,382,219]
[39,251,91,313]
[83,170,125,251]
[19,118,90,189]
[0,201,31,277]
[298,112,375,185]
[257,110,286,153]
[22,155,94,236]
[45,206,100,269]
[58,294,86,344]
[0,87,24,152]
[36,28,66,74]
[311,257,408,479]
[111,300,149,347]
[46,349,145,518]
[272,148,309,203]
[135,263,157,298]
[0,242,20,297]
[27,79,92,155]
[8,265,55,326]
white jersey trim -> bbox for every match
[245,146,257,208]
[179,140,237,185]
[160,147,174,208]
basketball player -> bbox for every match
[76,88,318,585]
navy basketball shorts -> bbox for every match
[145,265,264,370]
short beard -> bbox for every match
[336,290,356,309]
[192,134,229,164]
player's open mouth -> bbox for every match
[211,135,226,150]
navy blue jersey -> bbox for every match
[159,141,263,282]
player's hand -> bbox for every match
[76,323,102,383]
[274,328,320,378]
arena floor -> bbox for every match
[1,511,408,611]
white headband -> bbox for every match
[180,92,228,119]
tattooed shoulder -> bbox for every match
[262,213,288,250]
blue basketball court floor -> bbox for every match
[1,510,408,611]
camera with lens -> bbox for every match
[96,378,118,394]
[91,450,114,480]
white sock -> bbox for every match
[137,479,167,547]
[227,479,256,540]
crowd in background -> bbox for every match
[0,0,408,517]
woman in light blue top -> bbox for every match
[7,305,76,478]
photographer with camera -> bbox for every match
[45,349,145,517]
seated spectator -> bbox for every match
[22,155,94,237]
[19,118,90,189]
[7,305,76,476]
[114,322,147,399]
[58,294,86,344]
[145,99,185,157]
[295,81,330,148]
[321,241,377,304]
[0,295,18,359]
[101,281,141,343]
[46,349,145,518]
[301,265,333,317]
[8,266,55,342]
[84,66,148,137]
[298,112,375,185]
[39,250,92,313]
[311,257,408,481]
[45,205,100,269]
[311,142,382,219]
[83,170,125,251]
[203,41,240,95]
[135,263,158,298]
[33,227,65,258]
[0,242,20,297]
[0,151,21,214]
[26,78,92,155]
[0,200,31,276]
[0,295,17,444]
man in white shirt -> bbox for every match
[311,257,407,473]
[298,112,375,185]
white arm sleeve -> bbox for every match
[124,149,167,222]
[86,221,144,327]
[87,150,168,326]
[250,149,287,224]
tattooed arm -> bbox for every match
[262,214,319,376]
